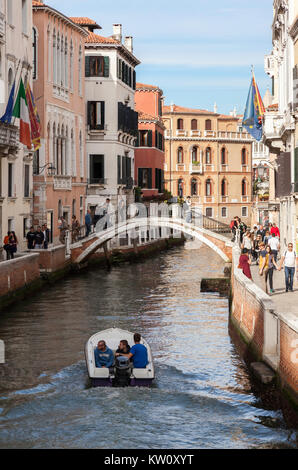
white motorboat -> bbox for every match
[85,328,155,387]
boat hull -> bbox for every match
[91,377,154,388]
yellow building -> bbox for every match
[163,105,253,224]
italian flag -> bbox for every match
[12,78,32,149]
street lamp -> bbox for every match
[34,162,56,176]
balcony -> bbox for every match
[0,123,19,155]
[190,130,201,137]
[263,111,285,154]
[189,162,203,174]
[176,129,187,137]
[53,175,72,190]
[88,178,107,186]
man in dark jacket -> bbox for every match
[34,226,44,249]
[26,227,36,250]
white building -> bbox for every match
[71,19,140,218]
[0,0,33,256]
[263,0,298,249]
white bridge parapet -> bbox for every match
[73,216,233,265]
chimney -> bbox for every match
[112,24,122,43]
[214,102,217,114]
[124,36,133,53]
[170,102,174,113]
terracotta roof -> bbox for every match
[32,1,44,5]
[70,17,101,29]
[163,104,215,115]
[136,83,160,90]
[85,31,119,44]
[138,112,157,121]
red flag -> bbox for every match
[25,82,41,151]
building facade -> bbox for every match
[70,19,140,219]
[163,104,253,224]
[32,1,88,244]
[263,0,298,250]
[0,0,33,254]
[135,83,165,199]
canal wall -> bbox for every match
[230,245,298,408]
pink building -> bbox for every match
[135,83,165,198]
[32,1,88,243]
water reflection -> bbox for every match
[0,245,296,448]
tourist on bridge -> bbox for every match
[71,215,80,243]
[259,245,279,294]
[3,232,15,260]
[42,224,50,249]
[94,340,114,369]
[34,226,44,249]
[238,248,252,280]
[85,210,92,237]
[230,216,239,242]
[241,230,253,254]
[268,233,280,262]
[26,226,36,250]
[184,196,192,223]
[257,225,266,241]
[278,243,297,293]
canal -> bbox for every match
[0,243,297,449]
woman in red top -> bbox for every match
[238,248,252,280]
[270,223,280,238]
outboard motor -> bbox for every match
[113,356,131,387]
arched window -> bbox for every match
[177,147,183,164]
[205,119,212,131]
[72,199,76,217]
[241,148,247,165]
[221,179,227,196]
[64,38,68,88]
[221,147,226,165]
[205,147,211,164]
[177,118,184,130]
[206,178,212,196]
[178,178,183,198]
[242,179,247,196]
[191,178,197,196]
[70,40,74,90]
[191,146,198,163]
[191,119,197,130]
[58,199,62,218]
[78,45,82,94]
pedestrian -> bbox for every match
[254,234,263,264]
[3,231,12,260]
[278,242,297,292]
[268,232,280,262]
[238,248,252,280]
[257,225,266,241]
[85,209,92,237]
[71,215,80,243]
[259,245,278,294]
[185,196,192,223]
[9,231,18,258]
[241,230,253,254]
[59,217,69,244]
[270,223,280,239]
[26,226,36,250]
[238,218,247,243]
[34,226,44,249]
[263,229,271,246]
[42,223,50,249]
[230,217,238,242]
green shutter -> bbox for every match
[100,101,105,130]
[295,147,298,188]
[104,57,109,77]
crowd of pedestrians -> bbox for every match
[236,219,298,295]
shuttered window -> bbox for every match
[87,101,105,130]
[85,56,109,77]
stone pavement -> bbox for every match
[250,262,298,319]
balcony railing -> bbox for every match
[88,178,107,185]
[53,175,72,190]
[0,123,19,153]
[164,129,253,141]
[189,162,203,174]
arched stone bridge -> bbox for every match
[69,216,234,265]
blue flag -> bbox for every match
[0,80,15,124]
[242,76,265,142]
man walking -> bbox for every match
[278,243,297,292]
[85,209,92,237]
[34,226,44,249]
[26,226,36,250]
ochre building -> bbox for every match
[163,104,253,224]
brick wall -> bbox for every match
[279,316,298,396]
[0,254,40,297]
[34,245,67,272]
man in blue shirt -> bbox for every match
[126,333,148,369]
[94,340,114,368]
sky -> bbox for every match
[48,0,273,115]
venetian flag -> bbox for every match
[25,82,41,151]
[242,74,265,142]
[12,78,32,149]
